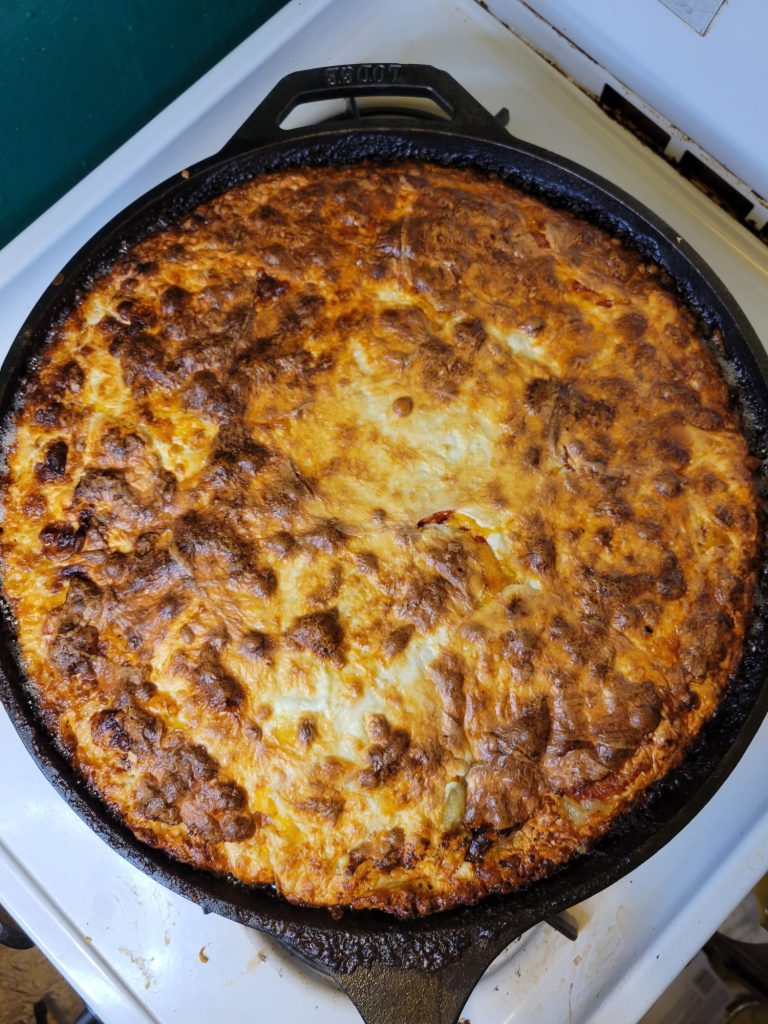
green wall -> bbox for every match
[0,0,290,249]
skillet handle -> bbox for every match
[331,949,500,1024]
[219,63,510,154]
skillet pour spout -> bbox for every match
[1,62,768,1024]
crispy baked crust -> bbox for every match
[0,163,758,916]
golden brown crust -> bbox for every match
[0,163,758,916]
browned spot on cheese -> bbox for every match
[303,520,347,552]
[657,552,686,600]
[160,284,190,315]
[50,622,100,679]
[453,317,487,350]
[91,702,162,755]
[296,795,344,822]
[264,531,294,557]
[395,575,449,631]
[176,645,243,712]
[136,774,181,825]
[465,758,540,831]
[40,521,85,556]
[348,827,405,872]
[360,724,411,789]
[22,493,47,519]
[383,625,413,658]
[654,436,691,468]
[355,551,379,575]
[240,631,272,660]
[680,606,734,681]
[424,538,470,591]
[616,311,647,341]
[430,652,466,722]
[32,400,64,427]
[287,609,344,663]
[34,439,68,482]
[524,533,556,577]
[297,717,317,746]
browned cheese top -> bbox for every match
[0,163,758,916]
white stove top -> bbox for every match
[492,0,768,203]
[1,2,767,1022]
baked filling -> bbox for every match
[0,162,758,916]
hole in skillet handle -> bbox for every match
[217,63,513,156]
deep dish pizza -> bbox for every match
[0,163,758,916]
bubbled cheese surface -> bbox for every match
[0,163,758,916]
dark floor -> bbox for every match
[0,908,84,1024]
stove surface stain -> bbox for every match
[118,946,156,990]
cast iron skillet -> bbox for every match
[2,65,768,1024]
